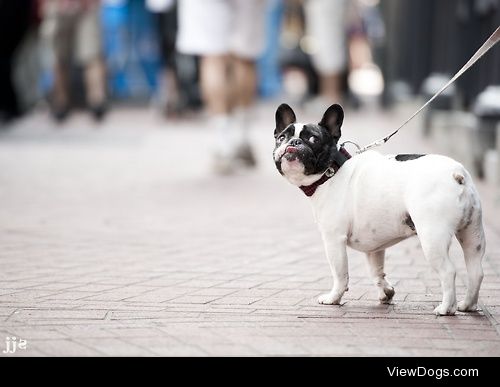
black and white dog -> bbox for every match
[273,103,485,315]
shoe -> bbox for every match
[90,103,107,122]
[212,151,236,175]
[51,105,70,123]
[234,142,257,168]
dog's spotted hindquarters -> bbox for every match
[273,103,485,316]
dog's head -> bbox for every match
[273,103,344,186]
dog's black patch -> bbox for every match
[395,154,426,162]
[476,244,482,252]
[404,213,416,231]
[459,206,474,231]
[276,124,295,140]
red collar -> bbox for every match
[299,147,351,197]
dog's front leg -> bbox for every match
[318,233,349,305]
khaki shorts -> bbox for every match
[176,0,267,59]
[304,0,348,74]
[43,4,102,65]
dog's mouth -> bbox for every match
[282,146,300,161]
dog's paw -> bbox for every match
[434,303,457,316]
[379,286,395,304]
[318,292,342,305]
[457,301,478,312]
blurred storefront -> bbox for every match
[380,0,500,107]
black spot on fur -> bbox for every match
[453,173,465,185]
[476,244,482,252]
[404,213,416,231]
[462,206,474,230]
[395,154,426,162]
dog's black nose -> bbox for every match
[290,138,303,146]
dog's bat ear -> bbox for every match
[275,103,296,138]
[319,104,344,141]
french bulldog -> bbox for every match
[273,103,485,315]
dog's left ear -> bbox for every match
[319,104,344,141]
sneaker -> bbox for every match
[90,103,108,122]
[234,142,257,168]
[212,151,236,175]
[51,105,70,123]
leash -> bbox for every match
[356,26,500,154]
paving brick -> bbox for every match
[25,339,105,356]
[8,309,107,321]
[72,338,157,356]
[210,296,262,305]
[168,295,222,304]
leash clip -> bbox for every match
[325,167,336,178]
[340,141,361,153]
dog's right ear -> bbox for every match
[275,103,296,138]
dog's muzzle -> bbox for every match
[282,146,300,161]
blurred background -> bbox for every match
[1,0,500,181]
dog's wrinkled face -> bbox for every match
[273,103,344,186]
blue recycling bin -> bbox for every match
[257,0,284,98]
[102,0,161,100]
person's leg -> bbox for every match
[200,54,241,173]
[0,0,31,121]
[318,73,343,103]
[77,4,107,120]
[0,58,18,121]
[158,7,181,116]
[84,58,107,119]
[228,55,258,166]
[230,56,257,109]
[51,12,74,121]
[304,0,348,105]
[226,0,267,166]
[177,0,238,172]
[52,59,71,118]
[200,55,230,116]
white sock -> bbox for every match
[211,114,233,156]
[231,107,250,147]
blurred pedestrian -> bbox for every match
[303,0,373,108]
[176,0,267,174]
[41,0,107,122]
[146,0,182,116]
[0,0,36,124]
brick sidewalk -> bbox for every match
[1,103,499,356]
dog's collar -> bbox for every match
[299,147,351,197]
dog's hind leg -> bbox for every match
[456,219,485,312]
[366,250,395,304]
[417,226,457,316]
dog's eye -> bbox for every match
[308,136,317,144]
[278,135,286,142]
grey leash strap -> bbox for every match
[356,26,500,154]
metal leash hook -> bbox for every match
[325,167,336,178]
[340,140,362,153]
[356,25,500,155]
